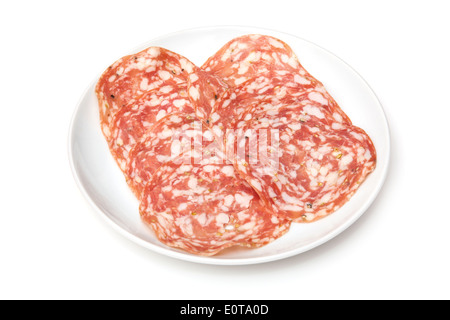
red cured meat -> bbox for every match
[109,83,194,171]
[139,152,291,256]
[231,106,376,222]
[209,76,351,141]
[187,69,229,121]
[95,47,195,140]
[126,113,219,198]
[202,34,321,88]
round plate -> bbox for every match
[68,26,390,265]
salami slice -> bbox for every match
[209,75,351,142]
[126,113,218,198]
[95,47,195,140]
[202,34,321,88]
[187,70,229,121]
[139,152,291,256]
[109,83,194,171]
[232,106,376,222]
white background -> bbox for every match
[1,0,449,300]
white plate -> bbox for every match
[68,26,390,265]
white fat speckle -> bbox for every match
[294,74,310,85]
[309,126,321,134]
[185,129,197,138]
[251,179,262,191]
[116,67,124,75]
[145,66,156,73]
[156,154,169,162]
[148,96,161,106]
[197,213,207,225]
[268,38,284,48]
[140,78,149,91]
[102,125,111,137]
[333,112,343,123]
[319,166,329,176]
[225,225,235,231]
[156,109,167,121]
[119,159,126,171]
[246,51,259,62]
[340,154,354,168]
[158,70,171,81]
[189,86,200,101]
[281,204,303,212]
[221,165,234,177]
[281,192,303,205]
[170,115,182,123]
[308,92,328,105]
[364,149,372,160]
[237,42,248,50]
[223,195,234,207]
[241,221,256,231]
[159,127,173,139]
[203,165,215,173]
[288,57,299,68]
[212,125,223,138]
[320,192,332,204]
[326,171,339,185]
[221,49,232,61]
[238,64,249,75]
[203,130,213,141]
[178,165,192,173]
[261,52,272,61]
[304,105,325,119]
[266,108,278,116]
[288,123,301,131]
[188,177,197,189]
[210,112,220,123]
[108,75,116,82]
[280,133,290,142]
[235,193,253,208]
[160,86,173,94]
[147,47,160,57]
[332,122,344,130]
[268,187,277,198]
[216,213,230,225]
[173,99,187,108]
[351,132,364,141]
[189,73,199,82]
[180,58,194,73]
[177,203,187,211]
[234,77,247,85]
[171,140,182,156]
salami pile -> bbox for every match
[96,34,376,256]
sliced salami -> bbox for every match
[109,83,194,170]
[232,107,376,222]
[139,152,291,256]
[187,69,229,121]
[126,113,218,198]
[202,34,321,88]
[209,75,351,141]
[95,47,195,140]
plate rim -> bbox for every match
[68,25,391,265]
